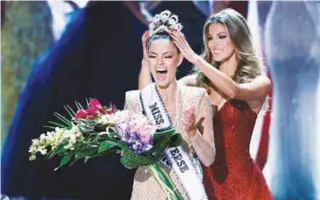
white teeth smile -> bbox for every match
[212,49,222,54]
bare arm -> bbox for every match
[183,90,215,167]
[194,57,271,101]
[169,30,271,103]
[138,59,153,89]
[138,30,154,89]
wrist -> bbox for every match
[142,59,149,67]
[191,54,201,66]
[187,128,197,137]
[189,130,201,142]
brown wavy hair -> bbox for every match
[196,8,263,85]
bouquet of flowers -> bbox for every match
[29,98,183,200]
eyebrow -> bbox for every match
[208,32,227,36]
[149,51,173,55]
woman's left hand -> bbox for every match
[182,104,197,137]
[169,30,199,64]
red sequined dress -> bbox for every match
[203,100,273,200]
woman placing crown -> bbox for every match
[126,10,215,200]
[139,8,273,200]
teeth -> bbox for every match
[211,49,222,53]
[156,69,167,72]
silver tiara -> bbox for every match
[148,10,183,37]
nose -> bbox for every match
[209,39,219,48]
[156,57,164,65]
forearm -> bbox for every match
[138,59,152,89]
[194,57,239,99]
[190,131,215,167]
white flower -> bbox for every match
[31,139,39,146]
[40,134,46,140]
[97,114,115,124]
[40,149,47,155]
[29,155,36,161]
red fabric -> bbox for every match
[203,101,273,200]
[255,71,272,170]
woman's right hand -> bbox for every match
[142,31,149,63]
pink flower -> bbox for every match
[75,99,115,119]
[106,103,117,114]
[85,107,101,119]
[89,98,103,110]
[75,109,88,119]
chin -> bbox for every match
[213,56,222,62]
[155,79,171,89]
[213,56,228,63]
[156,82,170,89]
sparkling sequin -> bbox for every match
[203,100,273,200]
[126,85,214,200]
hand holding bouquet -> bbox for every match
[29,98,183,200]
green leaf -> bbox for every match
[147,129,182,159]
[48,121,68,128]
[55,153,73,171]
[43,125,58,130]
[74,148,97,159]
[98,141,118,153]
[53,112,72,126]
[64,105,76,118]
[47,141,69,159]
[84,156,90,163]
[75,101,84,109]
[120,148,156,169]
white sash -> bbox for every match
[140,84,208,200]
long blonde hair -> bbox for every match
[197,8,262,85]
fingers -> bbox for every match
[142,31,149,43]
[182,104,196,132]
[169,30,186,43]
[184,104,196,114]
[142,31,149,58]
[169,30,189,54]
[183,113,196,132]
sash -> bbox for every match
[140,84,208,200]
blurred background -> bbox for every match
[1,1,319,199]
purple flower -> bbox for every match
[115,113,157,154]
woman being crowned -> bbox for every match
[124,10,216,200]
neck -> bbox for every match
[156,80,178,104]
[219,52,238,78]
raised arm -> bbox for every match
[183,89,215,167]
[193,57,271,101]
[169,30,271,104]
[138,31,153,89]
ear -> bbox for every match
[176,53,184,67]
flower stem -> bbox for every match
[147,163,183,200]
